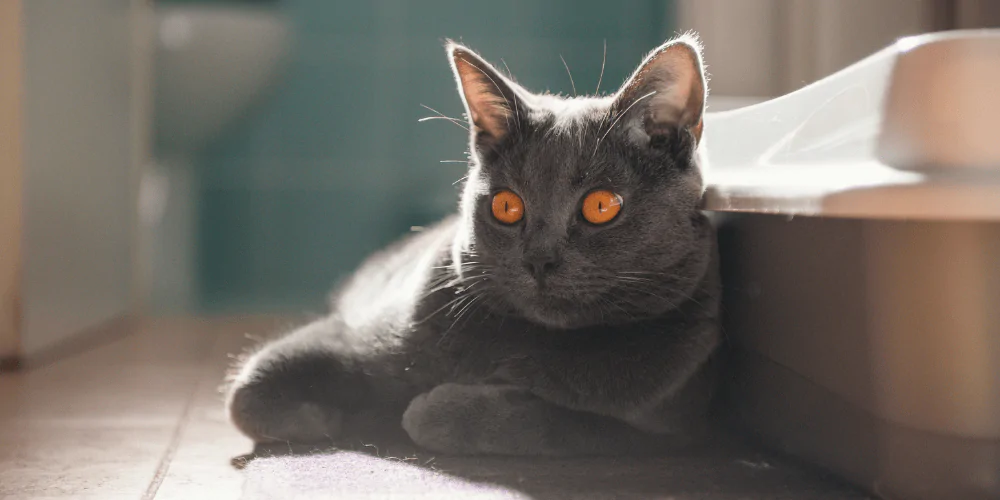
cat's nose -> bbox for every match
[523,250,561,281]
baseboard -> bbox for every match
[0,314,137,373]
[0,356,21,372]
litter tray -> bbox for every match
[704,30,1000,500]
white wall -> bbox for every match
[678,0,945,98]
[20,1,146,356]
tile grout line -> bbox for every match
[140,373,201,500]
[141,329,228,500]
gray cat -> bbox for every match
[226,33,720,456]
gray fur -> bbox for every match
[226,33,720,456]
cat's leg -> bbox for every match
[401,383,686,456]
[226,318,405,444]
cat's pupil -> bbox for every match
[504,201,509,212]
[598,201,604,212]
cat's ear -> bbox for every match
[447,41,525,151]
[612,33,708,147]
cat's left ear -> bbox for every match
[446,41,527,152]
[612,33,708,147]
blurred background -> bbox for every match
[2,0,999,360]
[183,0,674,315]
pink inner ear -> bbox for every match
[645,46,705,127]
[615,38,707,142]
[453,54,513,141]
[690,119,704,143]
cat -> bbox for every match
[226,33,720,456]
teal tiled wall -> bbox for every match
[197,0,676,312]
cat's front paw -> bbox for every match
[402,383,536,455]
[226,347,351,444]
[401,384,484,454]
[229,381,344,444]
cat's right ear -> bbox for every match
[447,41,524,151]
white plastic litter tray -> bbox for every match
[704,30,1000,220]
[705,31,1000,500]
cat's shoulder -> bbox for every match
[329,214,460,312]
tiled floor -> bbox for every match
[0,317,287,500]
[0,317,870,500]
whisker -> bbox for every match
[420,104,461,121]
[615,273,656,281]
[439,293,487,346]
[616,277,655,284]
[596,39,606,95]
[499,58,522,134]
[461,296,490,326]
[623,280,708,313]
[452,292,484,322]
[500,58,513,78]
[419,274,478,299]
[593,90,657,157]
[446,294,472,317]
[431,261,483,270]
[418,115,469,131]
[414,295,469,324]
[444,265,483,272]
[419,105,469,131]
[559,54,577,97]
[419,280,465,300]
[599,296,632,319]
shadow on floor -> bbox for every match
[233,429,872,500]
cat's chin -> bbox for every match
[511,289,673,330]
[512,295,608,330]
[520,308,588,330]
[501,281,636,329]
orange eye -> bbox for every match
[581,190,622,224]
[491,190,524,224]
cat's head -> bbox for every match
[448,34,713,329]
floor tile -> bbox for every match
[0,316,287,499]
